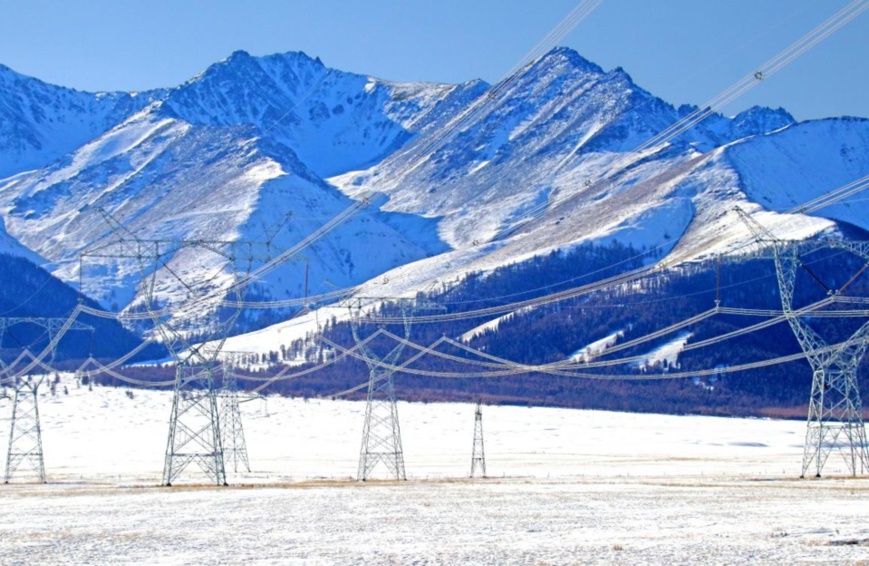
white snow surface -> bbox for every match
[459,313,511,343]
[2,376,869,564]
[0,64,159,179]
[0,214,43,264]
[0,107,447,320]
[570,329,623,362]
[633,331,693,370]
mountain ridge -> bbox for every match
[0,47,867,348]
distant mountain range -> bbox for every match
[0,47,867,351]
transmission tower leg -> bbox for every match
[358,369,406,481]
[5,380,46,484]
[800,365,869,478]
[162,366,227,486]
[801,369,826,478]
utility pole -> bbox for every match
[470,400,486,478]
[736,208,869,477]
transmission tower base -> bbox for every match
[162,365,227,486]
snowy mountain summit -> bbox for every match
[0,47,867,332]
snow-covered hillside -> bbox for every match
[163,50,488,178]
[0,64,159,178]
[333,48,796,247]
[0,47,867,345]
[0,107,446,316]
[0,214,43,264]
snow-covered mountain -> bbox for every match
[0,64,159,178]
[0,51,471,319]
[0,106,446,317]
[328,48,864,294]
[161,50,488,178]
[0,47,867,344]
[0,214,43,264]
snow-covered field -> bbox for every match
[2,376,868,564]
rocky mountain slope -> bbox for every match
[0,64,159,178]
[0,48,866,347]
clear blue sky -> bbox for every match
[0,0,866,120]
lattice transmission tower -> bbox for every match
[83,195,367,485]
[349,298,411,481]
[470,400,487,478]
[1,318,92,484]
[347,297,443,481]
[82,210,283,486]
[4,377,44,484]
[737,208,869,477]
[219,362,250,474]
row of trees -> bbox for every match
[243,242,869,417]
[73,241,869,419]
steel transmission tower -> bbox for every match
[470,400,486,478]
[1,318,92,483]
[163,364,227,485]
[5,378,45,483]
[82,212,269,486]
[348,297,443,481]
[219,364,250,474]
[350,298,411,481]
[80,197,365,484]
[737,208,869,477]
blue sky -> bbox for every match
[0,0,866,120]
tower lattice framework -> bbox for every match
[470,400,486,478]
[162,363,227,485]
[82,210,270,486]
[347,297,445,480]
[219,364,250,474]
[737,208,869,477]
[4,378,45,483]
[349,298,413,481]
[1,318,92,484]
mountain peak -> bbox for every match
[273,50,324,65]
[603,65,643,91]
[534,47,605,76]
[218,49,324,69]
[730,105,796,137]
[733,105,794,123]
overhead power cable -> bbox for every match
[369,0,603,190]
[497,0,869,238]
[319,329,864,382]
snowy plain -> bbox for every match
[1,375,869,564]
